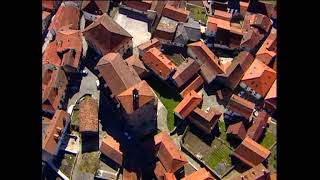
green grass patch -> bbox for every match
[260,130,276,149]
[218,118,227,140]
[78,151,101,174]
[145,75,182,131]
[60,154,76,178]
[204,139,233,175]
[71,110,80,127]
[268,150,277,170]
[187,4,208,24]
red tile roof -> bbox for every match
[232,137,270,168]
[164,173,177,180]
[189,107,222,134]
[162,3,190,22]
[172,58,200,88]
[97,53,141,96]
[240,1,249,15]
[142,47,177,80]
[256,33,277,66]
[137,38,161,56]
[42,68,68,112]
[246,111,269,141]
[42,11,51,21]
[155,132,188,173]
[227,94,255,120]
[81,0,110,15]
[125,55,149,78]
[42,110,70,156]
[174,90,203,119]
[123,168,140,180]
[207,16,230,32]
[240,27,264,50]
[42,28,83,70]
[49,5,80,31]
[249,13,272,33]
[188,41,225,83]
[233,163,271,180]
[122,0,152,12]
[79,97,99,133]
[241,59,276,97]
[116,80,156,114]
[180,75,204,97]
[227,121,247,140]
[213,10,232,21]
[100,135,123,165]
[181,168,215,180]
[264,80,276,109]
[154,161,167,180]
[82,13,132,55]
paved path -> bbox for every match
[67,67,100,108]
[199,88,225,113]
[157,100,169,132]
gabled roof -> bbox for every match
[256,33,277,65]
[116,80,156,114]
[154,161,167,180]
[81,0,110,15]
[241,59,276,97]
[227,121,247,140]
[155,132,188,173]
[247,111,269,141]
[227,94,255,120]
[82,13,132,55]
[172,58,200,88]
[265,80,276,101]
[164,173,177,180]
[180,74,204,97]
[188,41,225,74]
[79,97,99,133]
[240,27,264,50]
[125,55,148,77]
[188,107,222,134]
[122,0,152,12]
[97,53,141,96]
[213,9,232,21]
[49,5,80,31]
[156,16,179,33]
[42,110,70,156]
[249,13,272,33]
[42,11,51,21]
[137,38,161,53]
[207,16,230,32]
[181,168,214,180]
[100,135,123,165]
[174,90,203,119]
[123,168,140,180]
[162,3,190,22]
[232,137,270,168]
[233,163,270,180]
[142,47,177,79]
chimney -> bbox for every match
[53,133,60,141]
[133,88,139,111]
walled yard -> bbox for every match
[186,3,208,24]
[165,53,186,66]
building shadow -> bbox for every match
[81,133,100,153]
[189,124,216,146]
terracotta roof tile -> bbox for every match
[227,121,247,140]
[227,94,255,120]
[155,132,188,173]
[241,59,276,97]
[42,110,70,157]
[207,16,230,32]
[181,168,215,180]
[156,16,179,33]
[240,27,264,50]
[137,38,161,55]
[49,5,80,31]
[246,111,269,141]
[189,107,222,134]
[123,168,140,180]
[122,0,152,12]
[97,53,141,96]
[180,75,204,97]
[172,58,200,88]
[162,3,190,22]
[142,47,177,80]
[79,97,99,133]
[256,33,277,66]
[249,13,272,33]
[100,135,123,165]
[81,0,110,15]
[125,55,149,77]
[116,80,156,114]
[232,137,270,168]
[213,10,232,21]
[174,90,203,119]
[264,80,276,110]
[154,161,167,179]
[188,41,225,83]
[82,13,132,55]
[42,11,51,21]
[164,172,177,180]
[233,163,270,180]
[42,68,68,112]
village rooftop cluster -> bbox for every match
[42,0,277,180]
